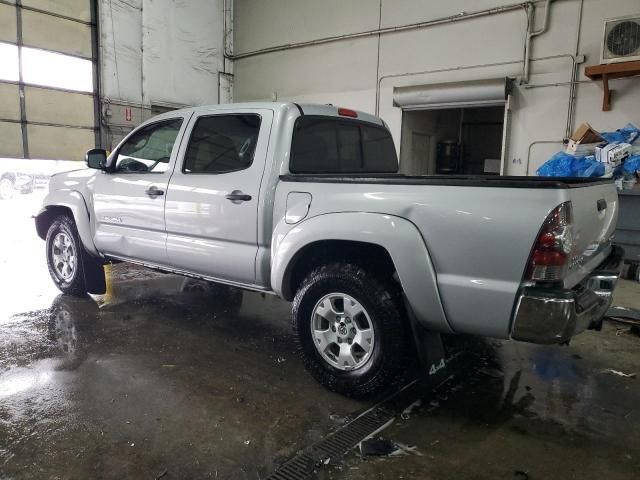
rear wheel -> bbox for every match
[292,263,413,398]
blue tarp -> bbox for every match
[537,123,640,178]
[600,123,640,145]
[536,152,605,178]
[624,155,640,174]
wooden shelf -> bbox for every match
[584,60,640,111]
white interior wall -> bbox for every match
[233,0,640,175]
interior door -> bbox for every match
[164,109,273,285]
[411,132,431,175]
[92,115,190,264]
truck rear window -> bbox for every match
[290,116,398,174]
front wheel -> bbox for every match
[45,215,102,296]
[292,263,413,398]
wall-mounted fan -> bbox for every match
[601,16,640,64]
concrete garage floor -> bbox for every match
[1,193,640,480]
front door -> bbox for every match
[92,115,190,264]
[164,109,273,285]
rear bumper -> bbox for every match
[511,245,624,344]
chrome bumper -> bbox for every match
[511,246,624,344]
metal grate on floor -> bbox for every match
[266,406,395,480]
[266,337,462,480]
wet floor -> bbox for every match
[1,194,640,479]
[326,317,640,479]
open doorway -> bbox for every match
[399,105,505,176]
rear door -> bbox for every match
[92,115,190,264]
[164,109,273,285]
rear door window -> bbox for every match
[290,116,398,174]
[183,114,261,174]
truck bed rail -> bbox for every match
[279,174,614,189]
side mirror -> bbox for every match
[85,148,107,170]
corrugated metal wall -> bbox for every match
[99,0,225,150]
[0,0,98,162]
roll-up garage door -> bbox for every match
[0,0,98,162]
[393,78,510,110]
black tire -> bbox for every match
[628,262,640,282]
[292,263,413,398]
[46,215,103,296]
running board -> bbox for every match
[104,254,274,295]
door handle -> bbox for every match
[145,186,164,197]
[225,190,252,203]
[597,198,607,212]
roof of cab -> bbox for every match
[154,102,384,126]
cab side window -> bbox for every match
[183,114,261,174]
[290,116,398,174]
[114,118,183,173]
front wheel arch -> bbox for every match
[36,205,74,239]
[35,190,98,257]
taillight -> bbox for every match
[338,107,358,118]
[527,201,574,282]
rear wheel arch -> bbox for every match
[283,239,398,301]
[272,212,452,334]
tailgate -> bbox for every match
[564,182,619,288]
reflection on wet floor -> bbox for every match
[1,194,640,479]
[1,268,365,479]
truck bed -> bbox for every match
[275,172,618,338]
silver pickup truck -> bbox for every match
[35,102,623,397]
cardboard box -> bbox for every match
[568,142,602,156]
[565,122,605,155]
